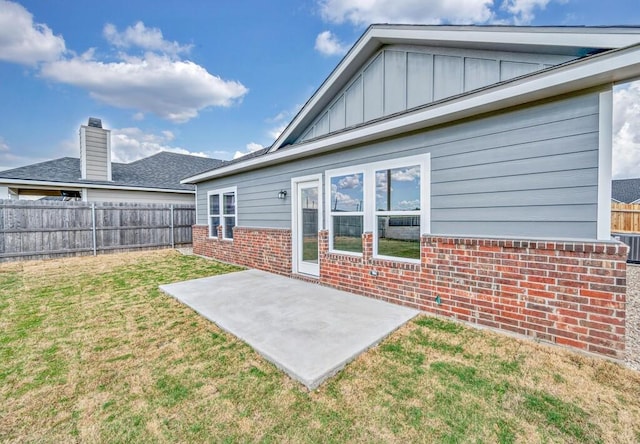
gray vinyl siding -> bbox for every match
[296,44,575,144]
[197,92,601,240]
[87,188,194,204]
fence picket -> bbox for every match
[612,202,640,233]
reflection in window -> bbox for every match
[377,216,420,259]
[375,165,421,259]
[331,173,363,212]
[333,215,363,253]
[329,172,364,253]
[208,188,237,239]
[376,165,420,211]
[209,194,220,237]
[326,155,427,260]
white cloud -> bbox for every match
[110,127,209,163]
[398,199,421,210]
[334,191,361,209]
[0,0,65,65]
[41,52,248,123]
[0,137,9,153]
[501,0,564,25]
[0,2,248,123]
[612,81,640,179]
[103,22,192,57]
[315,30,349,56]
[318,0,494,26]
[392,166,420,182]
[233,142,264,160]
[338,174,361,189]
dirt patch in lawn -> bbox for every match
[1,250,639,443]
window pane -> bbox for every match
[301,187,319,263]
[223,193,235,214]
[331,173,363,212]
[377,215,420,259]
[209,216,220,237]
[209,194,220,215]
[376,165,420,211]
[224,216,235,239]
[332,215,363,253]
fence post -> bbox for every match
[170,205,175,248]
[91,202,97,256]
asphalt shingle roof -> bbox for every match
[0,151,223,191]
[612,178,640,203]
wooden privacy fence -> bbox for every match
[0,200,195,261]
[611,202,640,233]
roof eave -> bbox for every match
[0,178,195,194]
[268,25,640,153]
[183,42,640,185]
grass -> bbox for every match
[1,250,640,443]
[332,236,420,259]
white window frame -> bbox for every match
[325,153,430,262]
[207,186,237,240]
[325,166,367,257]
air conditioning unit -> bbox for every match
[613,233,640,263]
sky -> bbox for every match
[0,0,639,178]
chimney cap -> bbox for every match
[87,117,102,128]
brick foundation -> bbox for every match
[193,224,628,359]
[193,225,291,275]
[319,231,628,359]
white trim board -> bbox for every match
[291,174,323,276]
[597,89,613,241]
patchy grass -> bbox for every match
[1,250,640,443]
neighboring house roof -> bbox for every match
[182,24,640,184]
[0,151,222,192]
[612,178,640,203]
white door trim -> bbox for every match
[291,174,323,276]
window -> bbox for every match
[329,172,364,253]
[207,187,237,239]
[326,154,429,261]
[375,165,421,260]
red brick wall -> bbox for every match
[193,225,291,275]
[319,231,628,359]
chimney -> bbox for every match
[79,117,112,181]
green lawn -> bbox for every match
[1,250,639,443]
[332,236,420,259]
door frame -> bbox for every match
[291,174,323,276]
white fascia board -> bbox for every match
[0,178,194,194]
[184,43,640,184]
[269,25,640,154]
[269,28,378,153]
[372,26,640,52]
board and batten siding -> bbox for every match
[296,44,574,144]
[86,188,195,205]
[196,91,601,240]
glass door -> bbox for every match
[296,180,319,276]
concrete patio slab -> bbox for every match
[160,269,419,390]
